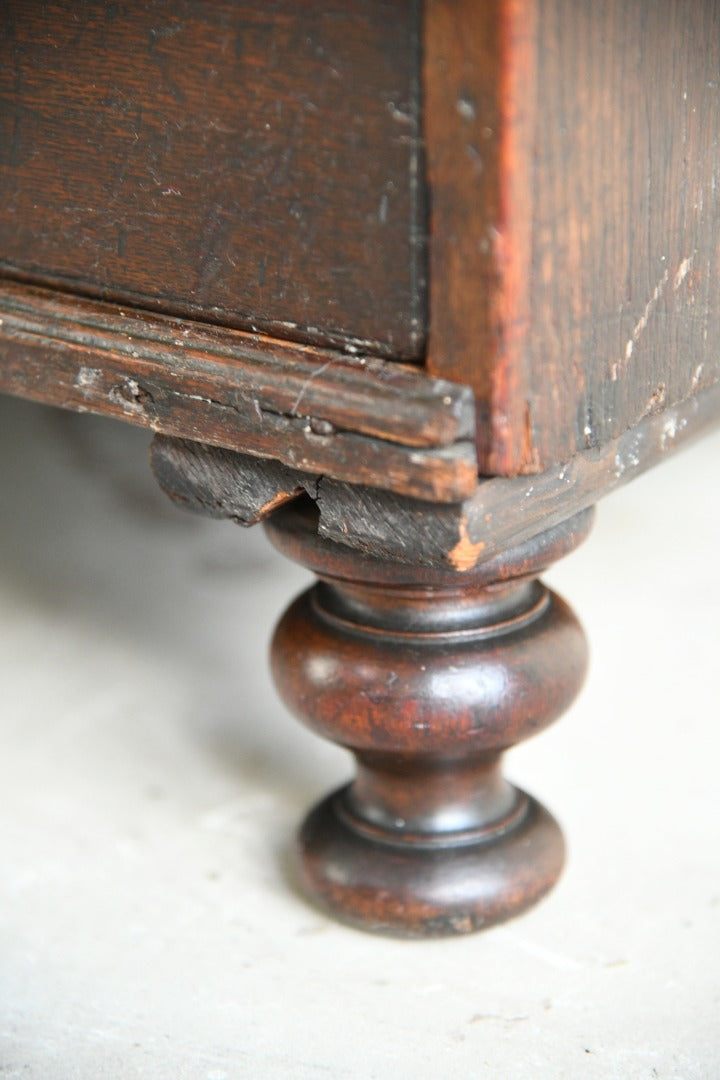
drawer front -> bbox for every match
[0,1,425,358]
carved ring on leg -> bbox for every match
[265,501,592,938]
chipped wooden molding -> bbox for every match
[0,281,477,504]
[152,379,720,571]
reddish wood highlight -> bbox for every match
[425,0,720,474]
[265,500,591,936]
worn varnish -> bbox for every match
[313,382,720,568]
[150,378,720,571]
[0,0,425,357]
[425,0,720,474]
[263,500,591,936]
[0,283,477,503]
[3,0,719,487]
[2,1,720,944]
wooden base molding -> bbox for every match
[264,500,592,936]
[151,376,720,575]
[0,282,476,505]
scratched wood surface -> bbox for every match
[2,0,720,493]
[0,0,424,358]
[159,379,720,572]
[0,282,476,503]
[425,0,720,474]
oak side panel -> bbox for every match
[424,0,537,471]
[426,0,720,474]
[0,0,425,358]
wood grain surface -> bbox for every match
[425,0,720,474]
[162,379,720,571]
[264,498,590,936]
[2,0,719,494]
[314,382,720,569]
[0,0,425,358]
[0,282,476,503]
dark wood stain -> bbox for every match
[155,379,720,572]
[0,282,476,503]
[151,436,320,526]
[260,499,591,936]
[425,0,720,474]
[0,0,425,357]
[2,0,719,499]
[314,381,720,570]
[2,0,720,943]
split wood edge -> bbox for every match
[152,379,720,572]
[0,281,477,504]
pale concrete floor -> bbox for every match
[0,394,718,1080]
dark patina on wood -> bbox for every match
[1,0,719,946]
[0,0,425,357]
[263,500,591,936]
[151,435,596,936]
[425,0,720,474]
[151,378,720,571]
[151,436,320,525]
[315,383,720,568]
[0,283,476,503]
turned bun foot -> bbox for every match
[266,501,592,937]
[297,786,564,937]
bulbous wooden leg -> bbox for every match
[265,501,592,938]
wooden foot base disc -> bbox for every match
[296,784,565,938]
